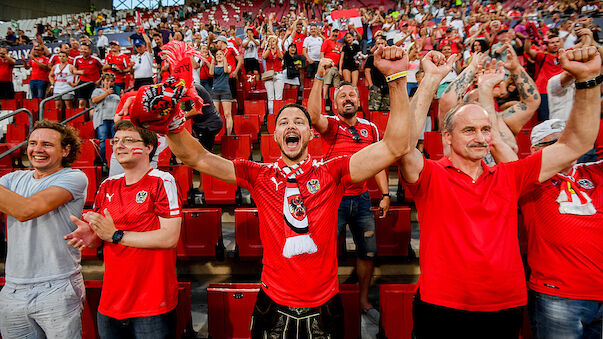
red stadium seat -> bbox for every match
[358,85,370,115]
[159,165,193,207]
[202,173,237,204]
[379,284,417,339]
[260,134,280,163]
[220,135,252,160]
[373,206,412,257]
[208,283,359,339]
[75,166,101,207]
[423,131,444,160]
[72,139,98,167]
[14,110,31,125]
[5,123,28,144]
[272,99,295,118]
[367,168,389,203]
[233,115,260,143]
[67,120,95,139]
[234,208,262,260]
[81,280,193,339]
[41,106,62,121]
[0,143,20,167]
[177,208,223,260]
[266,113,277,134]
[516,129,532,159]
[283,88,297,102]
[64,108,86,124]
[243,100,267,124]
[369,111,389,138]
[1,99,18,111]
[22,98,41,114]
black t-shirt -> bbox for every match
[192,84,223,132]
[342,43,361,70]
[365,55,387,90]
[153,45,162,65]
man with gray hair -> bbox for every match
[518,118,602,339]
[399,46,601,338]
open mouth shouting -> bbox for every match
[285,133,300,151]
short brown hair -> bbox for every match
[113,120,158,161]
[29,120,82,167]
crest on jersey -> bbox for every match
[360,129,368,137]
[136,190,148,203]
[577,179,595,190]
[306,179,320,194]
[288,195,307,221]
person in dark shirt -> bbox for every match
[185,84,223,152]
[364,37,389,111]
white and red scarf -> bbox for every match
[554,173,596,216]
[276,156,318,258]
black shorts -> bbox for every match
[134,77,154,90]
[76,84,96,101]
[244,58,260,73]
[250,289,344,338]
[0,81,14,99]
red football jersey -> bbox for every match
[104,53,131,83]
[534,53,563,94]
[403,152,542,312]
[95,169,182,320]
[28,56,50,81]
[520,161,603,301]
[292,32,306,54]
[223,47,239,78]
[234,156,352,307]
[321,116,379,196]
[0,58,13,82]
[73,55,103,82]
[321,39,341,66]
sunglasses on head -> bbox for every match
[348,125,362,143]
[534,139,558,147]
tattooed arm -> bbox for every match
[438,52,485,123]
[477,60,519,162]
[500,44,541,135]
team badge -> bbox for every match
[577,179,595,190]
[135,190,148,203]
[360,129,368,137]
[306,179,320,194]
[288,195,307,221]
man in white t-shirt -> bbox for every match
[131,30,154,89]
[242,28,260,81]
[303,24,323,79]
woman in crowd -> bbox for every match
[262,35,284,115]
[340,32,363,87]
[209,50,233,135]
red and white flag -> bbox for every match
[330,9,363,37]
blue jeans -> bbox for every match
[0,274,85,339]
[96,120,114,163]
[337,191,376,259]
[29,79,48,99]
[529,291,603,339]
[97,308,177,339]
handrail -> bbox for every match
[39,81,96,120]
[62,107,94,124]
[0,108,34,160]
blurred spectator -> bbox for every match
[0,48,16,99]
[263,35,284,114]
[73,43,103,108]
[24,46,50,99]
[210,49,233,135]
[3,28,17,46]
[49,51,80,110]
[242,28,261,82]
[102,41,131,95]
[91,73,120,163]
[131,32,154,89]
[303,23,323,79]
[96,29,109,59]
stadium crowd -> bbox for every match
[0,0,601,338]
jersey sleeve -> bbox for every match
[233,159,263,190]
[324,155,352,187]
[154,173,182,218]
[503,149,543,197]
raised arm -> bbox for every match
[500,44,540,135]
[438,52,485,121]
[166,128,237,184]
[0,185,73,222]
[539,46,602,182]
[349,46,411,183]
[307,58,333,133]
[523,38,538,60]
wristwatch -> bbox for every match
[112,230,124,244]
[575,74,603,89]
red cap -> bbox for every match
[109,40,120,46]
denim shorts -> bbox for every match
[337,191,377,259]
[97,308,177,339]
[211,89,232,102]
[529,290,602,339]
[0,274,85,339]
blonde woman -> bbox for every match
[262,35,284,114]
[209,50,233,135]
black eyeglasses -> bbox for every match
[348,126,362,143]
[534,139,558,147]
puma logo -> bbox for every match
[106,193,114,202]
[271,177,283,191]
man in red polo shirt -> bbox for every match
[131,45,412,337]
[102,40,131,95]
[517,119,603,339]
[24,45,50,99]
[0,48,16,99]
[309,59,390,321]
[68,120,182,338]
[524,35,564,121]
[320,29,341,113]
[73,43,103,108]
[399,46,601,338]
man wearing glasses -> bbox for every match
[519,119,603,338]
[308,58,390,323]
[67,120,182,338]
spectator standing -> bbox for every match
[96,29,109,59]
[91,73,120,163]
[262,35,284,114]
[0,48,16,100]
[73,43,103,108]
[130,32,154,90]
[209,50,233,135]
[0,121,87,339]
[102,41,131,95]
[303,23,323,79]
[242,28,261,82]
[320,29,342,113]
[186,84,223,152]
[340,33,363,88]
[49,51,81,110]
[365,37,389,111]
[216,35,242,103]
[24,46,50,99]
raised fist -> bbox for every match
[373,45,408,78]
[316,58,335,78]
[559,46,601,82]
